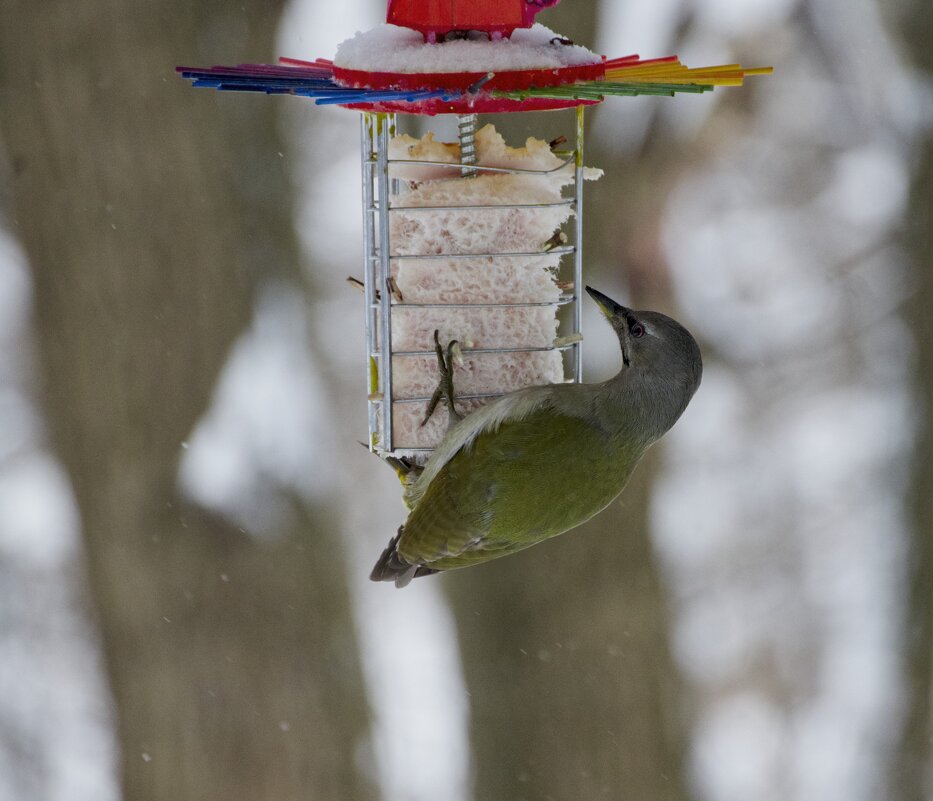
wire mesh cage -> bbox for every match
[360,107,587,463]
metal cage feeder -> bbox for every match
[360,108,588,463]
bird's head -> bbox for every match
[585,286,703,395]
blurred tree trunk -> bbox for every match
[447,462,688,801]
[895,2,933,798]
[444,5,692,801]
[0,3,373,800]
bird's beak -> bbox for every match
[585,286,634,367]
[585,286,631,320]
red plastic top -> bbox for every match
[386,0,561,40]
[333,60,604,92]
[332,60,605,114]
[343,96,600,115]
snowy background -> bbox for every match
[0,0,930,799]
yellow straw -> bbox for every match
[605,61,773,87]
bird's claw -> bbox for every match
[421,330,463,428]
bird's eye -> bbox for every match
[630,322,646,339]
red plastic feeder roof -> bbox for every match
[387,0,556,38]
[332,61,604,92]
[343,96,600,115]
[329,59,603,114]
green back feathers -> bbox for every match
[398,405,644,570]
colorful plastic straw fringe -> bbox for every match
[176,59,459,105]
[177,55,772,106]
[494,55,773,100]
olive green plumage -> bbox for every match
[371,286,703,587]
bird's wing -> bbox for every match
[407,384,555,511]
[398,399,634,570]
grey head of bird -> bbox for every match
[586,286,703,384]
[585,285,703,432]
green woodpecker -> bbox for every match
[371,286,702,587]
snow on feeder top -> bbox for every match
[177,2,770,463]
[329,21,608,114]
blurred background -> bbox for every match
[0,0,931,799]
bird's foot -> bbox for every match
[358,443,423,503]
[384,454,423,481]
[421,330,463,428]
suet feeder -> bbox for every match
[178,1,770,466]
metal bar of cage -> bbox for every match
[377,296,575,309]
[391,382,575,404]
[376,113,396,453]
[381,156,576,176]
[573,104,585,383]
[389,343,579,357]
[360,115,378,448]
[361,107,586,458]
[376,200,576,211]
[371,247,575,260]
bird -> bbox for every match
[370,286,703,587]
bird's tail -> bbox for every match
[369,527,439,588]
